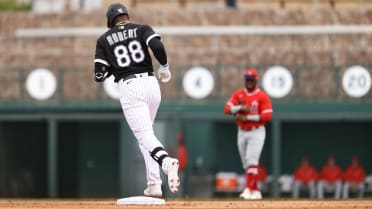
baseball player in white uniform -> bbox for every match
[93,3,180,197]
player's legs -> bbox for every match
[241,127,266,199]
[357,183,365,198]
[334,181,342,199]
[245,127,266,166]
[118,78,179,193]
[237,129,252,199]
[237,128,248,169]
[317,181,325,199]
[342,182,350,199]
[308,181,316,198]
[245,127,265,187]
[292,180,302,198]
[118,78,165,158]
[139,77,163,195]
[146,76,180,193]
[139,144,162,195]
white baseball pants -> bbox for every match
[237,126,266,169]
[317,180,342,199]
[118,73,163,186]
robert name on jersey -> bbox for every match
[106,27,138,46]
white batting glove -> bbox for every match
[158,63,171,83]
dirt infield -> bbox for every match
[0,199,371,209]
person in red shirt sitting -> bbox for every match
[342,156,366,199]
[317,155,343,199]
[292,157,318,198]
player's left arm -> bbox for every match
[93,39,112,82]
[258,93,273,122]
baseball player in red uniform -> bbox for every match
[342,156,366,198]
[93,3,179,197]
[292,157,318,198]
[224,69,273,200]
[317,156,343,199]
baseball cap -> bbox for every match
[244,69,259,81]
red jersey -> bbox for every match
[343,166,365,183]
[294,165,318,184]
[224,88,272,129]
[319,165,343,183]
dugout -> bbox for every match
[0,103,372,198]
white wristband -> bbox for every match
[246,115,260,122]
[230,105,242,114]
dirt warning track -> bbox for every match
[0,199,371,209]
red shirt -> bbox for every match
[319,165,343,183]
[224,88,272,129]
[294,165,318,184]
[178,144,188,172]
[343,166,365,183]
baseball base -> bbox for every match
[116,196,165,205]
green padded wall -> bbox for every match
[58,121,119,198]
[281,121,372,174]
[0,121,47,197]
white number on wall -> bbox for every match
[26,68,57,101]
[342,65,371,98]
[262,65,293,98]
[183,67,214,99]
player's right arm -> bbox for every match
[148,36,167,66]
[142,24,171,83]
[93,39,112,82]
[224,91,246,115]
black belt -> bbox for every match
[122,72,154,82]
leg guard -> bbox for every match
[150,146,168,166]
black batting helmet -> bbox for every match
[106,3,129,28]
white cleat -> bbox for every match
[144,184,162,198]
[250,190,262,200]
[163,157,180,193]
[239,188,251,199]
[240,188,262,200]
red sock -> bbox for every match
[246,165,258,190]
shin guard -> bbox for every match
[150,147,168,166]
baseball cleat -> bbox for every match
[164,157,180,193]
[250,190,262,200]
[239,188,251,199]
[144,184,162,198]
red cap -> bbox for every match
[244,69,259,81]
